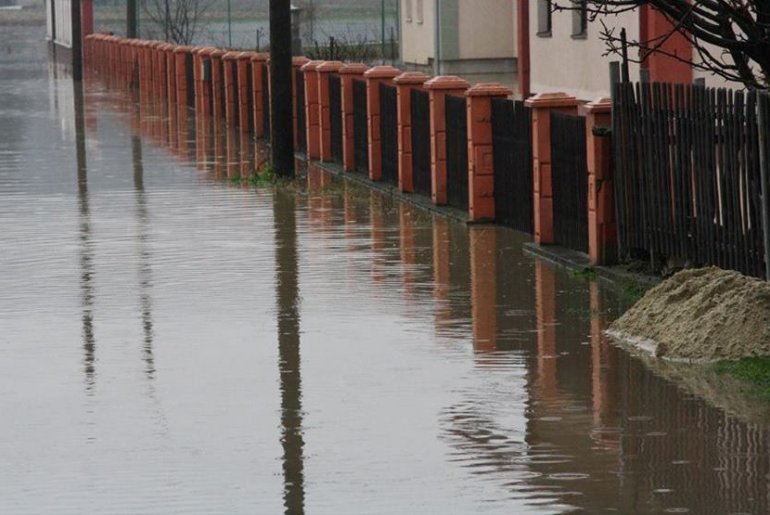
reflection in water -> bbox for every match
[131,119,156,379]
[74,79,96,391]
[273,188,305,515]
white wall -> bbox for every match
[530,6,639,101]
[401,0,435,65]
[457,0,515,60]
[53,0,73,48]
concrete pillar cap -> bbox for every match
[585,97,613,113]
[173,45,193,54]
[301,60,325,72]
[466,83,512,98]
[363,65,401,79]
[524,92,579,108]
[249,52,270,63]
[393,71,431,85]
[292,56,311,67]
[222,51,240,60]
[339,63,369,75]
[424,75,471,90]
[317,61,345,73]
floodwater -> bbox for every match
[2,26,770,515]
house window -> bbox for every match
[572,0,588,37]
[537,0,552,37]
[416,0,424,24]
[406,0,412,23]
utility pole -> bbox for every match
[380,0,385,62]
[269,0,295,177]
[127,0,137,38]
[70,0,83,80]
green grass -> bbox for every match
[713,357,770,401]
[569,267,597,280]
[230,164,280,187]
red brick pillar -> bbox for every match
[210,49,226,122]
[393,72,430,192]
[525,92,579,245]
[363,66,401,180]
[166,45,178,107]
[317,61,344,162]
[175,46,194,110]
[301,60,324,159]
[250,53,269,138]
[585,98,616,265]
[192,47,205,113]
[155,42,167,98]
[339,63,369,172]
[424,75,470,205]
[292,57,310,149]
[466,83,512,222]
[223,52,239,127]
[236,52,252,133]
[198,48,215,118]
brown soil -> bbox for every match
[609,267,770,361]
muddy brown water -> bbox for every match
[2,26,770,514]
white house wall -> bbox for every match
[530,6,640,101]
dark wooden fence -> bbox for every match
[329,74,343,163]
[551,112,589,253]
[411,89,432,197]
[380,82,398,184]
[491,98,533,233]
[261,64,270,137]
[445,94,468,211]
[295,68,306,153]
[353,78,369,174]
[614,82,767,278]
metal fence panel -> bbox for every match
[354,79,369,174]
[491,98,533,234]
[379,82,398,184]
[551,112,589,253]
[295,69,306,153]
[329,74,343,163]
[411,89,432,197]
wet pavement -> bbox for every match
[2,26,770,514]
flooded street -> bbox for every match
[2,26,770,514]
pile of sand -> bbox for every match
[609,267,770,362]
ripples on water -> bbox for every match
[1,25,770,514]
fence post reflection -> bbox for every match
[469,226,497,352]
[589,282,617,430]
[432,215,451,328]
[534,260,558,397]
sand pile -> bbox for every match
[609,267,770,362]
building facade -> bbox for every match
[400,0,516,75]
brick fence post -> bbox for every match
[585,97,617,265]
[292,57,310,149]
[198,48,215,118]
[317,61,344,162]
[223,51,240,127]
[393,72,430,192]
[210,49,226,122]
[250,53,269,138]
[165,45,176,106]
[192,47,206,114]
[525,92,579,244]
[175,46,194,110]
[301,60,324,159]
[236,52,252,133]
[364,66,401,181]
[339,63,369,172]
[424,75,470,205]
[466,83,512,222]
